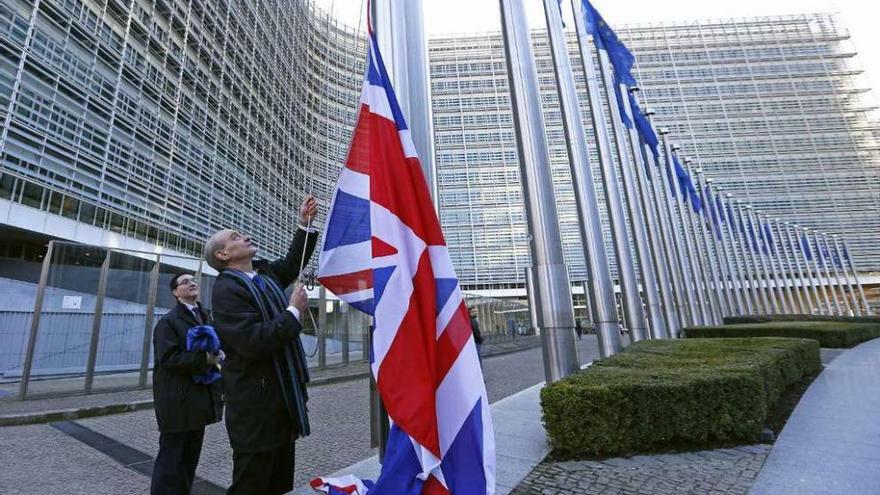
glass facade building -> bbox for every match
[0,4,877,291]
[0,0,363,261]
[430,14,880,290]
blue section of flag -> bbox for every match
[370,424,425,495]
[323,190,371,251]
[580,0,636,86]
[435,277,459,316]
[372,266,396,307]
[440,400,487,495]
[349,298,374,316]
[613,82,633,128]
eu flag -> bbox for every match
[580,0,636,86]
[715,196,725,224]
[671,154,701,212]
[613,82,633,128]
[801,235,813,261]
[704,186,722,240]
[630,92,660,164]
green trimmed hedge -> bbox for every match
[540,338,820,459]
[723,314,880,325]
[686,321,880,348]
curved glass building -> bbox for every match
[0,0,363,261]
[0,3,877,292]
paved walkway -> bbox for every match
[0,335,541,425]
[0,335,594,494]
[749,338,880,495]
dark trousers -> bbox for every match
[151,429,205,495]
[228,441,295,495]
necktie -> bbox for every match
[191,307,204,325]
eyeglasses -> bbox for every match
[175,278,199,287]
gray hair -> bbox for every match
[204,229,232,271]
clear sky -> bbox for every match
[316,0,880,107]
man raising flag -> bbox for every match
[315,9,495,495]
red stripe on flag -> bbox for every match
[434,301,473,385]
[377,250,441,457]
[365,113,445,246]
[317,269,373,295]
[422,475,450,495]
[372,236,398,257]
[345,104,373,175]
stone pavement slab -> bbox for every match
[749,338,880,495]
[0,423,151,495]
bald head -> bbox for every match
[205,229,256,271]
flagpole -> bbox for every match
[674,151,710,325]
[734,202,768,314]
[727,195,760,314]
[814,230,843,315]
[500,0,580,382]
[831,235,861,316]
[821,233,851,315]
[695,171,730,319]
[620,86,674,338]
[841,237,871,315]
[718,189,755,315]
[775,219,809,314]
[542,0,623,354]
[596,52,660,342]
[771,217,798,314]
[795,225,826,314]
[570,0,649,341]
[683,162,723,323]
[805,228,834,314]
[756,210,791,313]
[644,117,689,331]
[707,182,746,315]
[745,206,778,314]
[659,135,699,328]
[696,173,736,316]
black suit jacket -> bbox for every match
[152,302,223,433]
[212,228,318,453]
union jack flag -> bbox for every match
[316,25,495,495]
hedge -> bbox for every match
[540,338,820,459]
[723,314,880,325]
[685,321,880,348]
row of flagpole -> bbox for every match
[500,0,872,375]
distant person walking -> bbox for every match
[151,273,223,495]
[575,319,584,340]
[469,306,484,365]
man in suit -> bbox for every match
[151,273,223,495]
[205,195,318,495]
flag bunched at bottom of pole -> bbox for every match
[313,26,495,495]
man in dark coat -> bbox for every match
[469,305,484,365]
[205,195,318,495]
[151,273,223,495]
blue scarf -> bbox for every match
[186,325,222,385]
